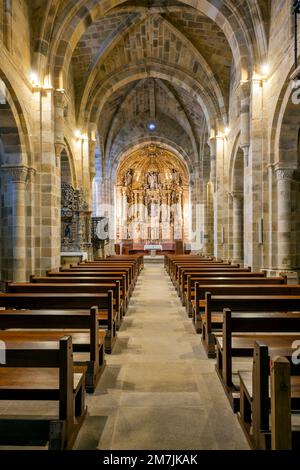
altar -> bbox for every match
[144,244,163,251]
[143,244,163,257]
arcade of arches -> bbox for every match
[1,2,300,282]
[2,0,300,453]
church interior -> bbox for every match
[0,0,300,453]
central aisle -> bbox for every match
[75,261,249,450]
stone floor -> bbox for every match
[73,261,249,450]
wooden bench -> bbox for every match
[270,355,300,449]
[237,341,300,449]
[81,259,140,282]
[171,263,238,288]
[0,291,116,353]
[42,273,129,311]
[215,309,300,410]
[0,335,86,449]
[66,264,135,291]
[182,271,267,306]
[193,281,295,332]
[203,293,300,357]
[174,266,251,293]
[30,275,127,316]
[0,307,105,392]
[164,255,220,276]
[175,262,242,286]
[6,281,122,330]
[54,268,132,299]
[188,276,285,319]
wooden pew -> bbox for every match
[186,274,284,316]
[183,270,267,307]
[0,335,86,449]
[43,273,129,311]
[165,256,226,281]
[194,281,296,333]
[237,342,300,450]
[30,275,127,316]
[68,263,136,288]
[0,291,116,353]
[215,309,300,410]
[82,258,141,281]
[0,307,105,392]
[6,281,122,330]
[164,254,216,274]
[174,266,251,293]
[203,293,300,357]
[270,355,300,449]
[57,267,133,297]
[171,262,236,287]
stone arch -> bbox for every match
[0,71,32,167]
[46,0,258,90]
[63,138,77,188]
[82,62,219,136]
[109,138,193,183]
[268,67,300,272]
[0,76,32,282]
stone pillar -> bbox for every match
[27,167,37,276]
[204,181,214,256]
[231,191,244,264]
[89,123,97,183]
[2,165,29,282]
[54,89,66,165]
[275,167,294,270]
[240,81,251,168]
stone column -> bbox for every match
[231,191,244,264]
[209,137,217,187]
[27,167,37,276]
[2,165,29,282]
[275,167,294,270]
[54,89,66,165]
[240,81,251,168]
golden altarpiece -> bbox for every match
[116,145,189,245]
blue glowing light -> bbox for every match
[147,122,156,131]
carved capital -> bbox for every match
[27,167,37,183]
[55,142,66,159]
[1,164,29,183]
[275,168,295,182]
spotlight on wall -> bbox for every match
[30,72,40,88]
[75,130,82,140]
[261,64,269,78]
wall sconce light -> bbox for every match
[261,64,269,79]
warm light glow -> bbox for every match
[75,130,82,140]
[261,64,269,77]
[43,74,52,88]
[30,72,39,87]
[224,127,230,136]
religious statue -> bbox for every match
[64,223,72,240]
[148,172,158,190]
[124,169,133,187]
[171,169,181,186]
